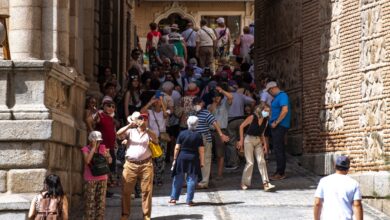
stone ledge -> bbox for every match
[0,120,52,141]
[0,142,47,169]
[7,169,47,193]
[0,193,35,210]
[300,152,337,175]
[350,171,390,197]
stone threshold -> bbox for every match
[0,193,35,210]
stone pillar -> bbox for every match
[42,0,70,64]
[9,0,42,60]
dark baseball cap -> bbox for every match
[335,155,350,169]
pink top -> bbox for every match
[81,145,109,181]
[125,128,151,161]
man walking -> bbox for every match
[192,97,229,188]
[314,155,363,220]
[266,81,290,180]
[182,22,197,62]
[196,19,216,71]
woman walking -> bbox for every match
[28,174,69,220]
[169,116,205,206]
[81,131,112,220]
[237,104,275,191]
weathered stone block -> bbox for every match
[374,172,390,197]
[72,147,84,172]
[0,120,52,140]
[56,171,70,193]
[0,212,27,220]
[0,170,6,192]
[383,199,390,216]
[301,153,336,175]
[350,172,374,196]
[0,193,35,210]
[7,169,47,193]
[9,0,41,7]
[71,173,83,195]
[0,142,47,169]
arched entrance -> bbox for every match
[158,13,190,33]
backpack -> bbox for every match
[151,34,160,49]
[34,195,62,220]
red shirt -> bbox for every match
[147,31,161,50]
[95,112,116,149]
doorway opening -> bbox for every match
[158,13,190,33]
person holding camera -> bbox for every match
[207,86,233,180]
[141,94,170,186]
[81,131,112,220]
[169,116,205,206]
[117,111,158,220]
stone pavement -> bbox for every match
[103,156,390,220]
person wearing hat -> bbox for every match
[157,36,177,63]
[215,17,231,60]
[314,155,363,220]
[117,111,158,220]
[81,131,112,220]
[169,24,187,61]
[182,22,198,62]
[192,97,229,188]
[265,81,291,181]
[178,82,199,130]
[95,96,118,189]
[234,26,254,64]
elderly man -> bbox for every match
[214,17,231,60]
[192,97,229,188]
[265,81,291,180]
[314,155,363,220]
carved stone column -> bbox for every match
[9,0,42,60]
[42,0,70,64]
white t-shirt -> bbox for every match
[215,27,230,48]
[125,128,151,160]
[148,109,166,137]
[260,89,273,106]
[314,173,362,220]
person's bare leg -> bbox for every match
[217,157,224,177]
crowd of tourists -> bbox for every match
[26,17,363,220]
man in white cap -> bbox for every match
[215,17,231,60]
[196,19,216,71]
[265,81,291,181]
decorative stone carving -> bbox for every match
[360,37,386,68]
[361,70,383,99]
[319,107,344,132]
[45,77,70,110]
[322,79,341,105]
[319,0,343,22]
[361,5,382,38]
[361,0,381,7]
[320,49,342,77]
[154,2,196,26]
[358,100,386,127]
[362,132,384,162]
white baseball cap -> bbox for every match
[265,81,278,91]
[216,17,225,24]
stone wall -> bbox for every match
[0,61,88,219]
[255,0,390,215]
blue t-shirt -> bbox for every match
[270,91,291,128]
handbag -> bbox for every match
[149,141,163,158]
[152,111,171,142]
[89,145,110,176]
[233,36,241,56]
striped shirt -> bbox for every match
[193,109,216,143]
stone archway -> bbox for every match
[154,2,197,27]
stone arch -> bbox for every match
[154,7,197,27]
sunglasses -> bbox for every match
[137,115,147,121]
[105,104,116,108]
[130,75,139,79]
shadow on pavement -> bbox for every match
[193,201,244,206]
[152,214,203,220]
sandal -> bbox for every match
[187,201,195,206]
[241,184,248,190]
[168,199,177,205]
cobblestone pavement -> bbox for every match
[103,156,390,220]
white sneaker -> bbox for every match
[264,182,276,192]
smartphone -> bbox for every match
[155,90,161,98]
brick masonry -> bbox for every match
[255,0,390,212]
[255,0,390,172]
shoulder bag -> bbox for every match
[89,145,110,176]
[149,141,163,158]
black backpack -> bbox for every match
[89,145,110,176]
